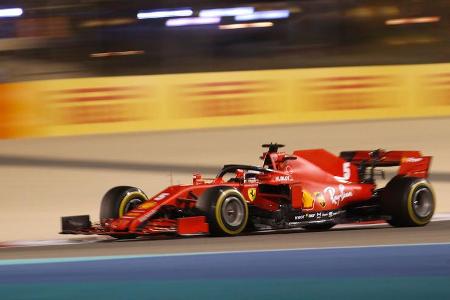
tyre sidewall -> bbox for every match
[406,180,435,225]
[383,176,435,226]
[214,189,249,234]
[196,186,248,236]
[100,186,148,220]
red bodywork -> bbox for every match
[62,147,432,236]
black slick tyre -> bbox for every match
[100,186,148,239]
[196,186,248,236]
[382,176,435,227]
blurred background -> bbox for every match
[0,0,449,241]
[0,0,449,81]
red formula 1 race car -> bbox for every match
[61,143,435,238]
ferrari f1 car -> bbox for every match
[61,144,435,238]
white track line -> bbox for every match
[1,242,450,266]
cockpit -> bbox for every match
[192,143,296,185]
[216,164,268,184]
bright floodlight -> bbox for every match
[385,16,441,25]
[137,8,193,19]
[219,22,274,30]
[166,17,221,27]
[199,7,254,18]
[235,10,290,22]
[0,8,23,18]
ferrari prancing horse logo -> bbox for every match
[248,188,257,201]
[315,192,326,208]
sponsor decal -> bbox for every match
[124,212,141,217]
[154,192,170,201]
[314,192,326,207]
[293,210,341,221]
[402,157,423,163]
[139,201,157,209]
[179,80,271,118]
[295,215,306,221]
[302,191,314,209]
[334,162,352,183]
[48,86,144,125]
[247,188,257,201]
[324,184,353,205]
[275,175,291,182]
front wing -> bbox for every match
[60,215,209,236]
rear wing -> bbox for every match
[340,150,432,178]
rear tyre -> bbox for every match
[100,186,148,239]
[302,222,335,231]
[381,176,435,227]
[196,186,248,236]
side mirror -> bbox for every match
[193,173,204,185]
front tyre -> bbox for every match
[100,186,148,239]
[382,176,435,227]
[196,186,248,236]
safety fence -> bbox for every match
[0,63,449,138]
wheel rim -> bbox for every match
[412,187,433,218]
[222,196,245,227]
[124,198,143,213]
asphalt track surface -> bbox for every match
[1,221,449,299]
[1,221,449,259]
[1,243,449,300]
